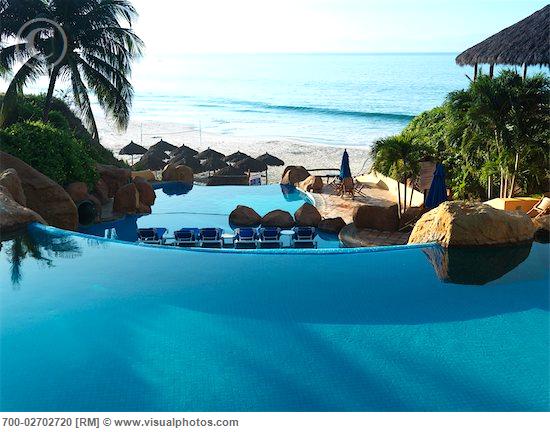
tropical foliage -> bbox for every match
[372,70,550,200]
[0,0,143,139]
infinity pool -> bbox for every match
[79,183,341,248]
[0,224,548,411]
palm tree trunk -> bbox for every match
[487,175,492,199]
[42,66,60,122]
[402,178,407,214]
[508,153,519,198]
[396,181,402,219]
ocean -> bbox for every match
[126,52,498,148]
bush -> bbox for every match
[0,121,98,186]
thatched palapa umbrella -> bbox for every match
[201,157,228,176]
[196,148,225,160]
[235,156,269,183]
[216,165,246,176]
[224,151,250,163]
[119,141,147,164]
[456,5,550,79]
[135,151,166,171]
[171,154,203,173]
[257,152,284,166]
[171,144,198,158]
[150,139,178,154]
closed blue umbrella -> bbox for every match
[339,149,352,180]
[425,163,447,209]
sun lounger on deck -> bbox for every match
[174,228,199,247]
[292,226,317,248]
[137,227,167,245]
[199,228,223,248]
[258,227,282,248]
[234,228,258,249]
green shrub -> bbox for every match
[47,110,70,132]
[0,121,98,186]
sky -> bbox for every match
[129,0,548,54]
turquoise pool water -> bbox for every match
[80,183,341,248]
[0,224,548,411]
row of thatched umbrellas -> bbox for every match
[119,139,284,176]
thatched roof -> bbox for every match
[171,154,202,172]
[171,144,198,158]
[134,152,166,171]
[235,157,268,173]
[456,5,550,67]
[119,141,147,155]
[216,165,246,176]
[223,151,250,163]
[150,139,178,153]
[257,152,284,166]
[196,148,225,160]
[201,157,228,172]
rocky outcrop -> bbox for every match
[0,151,77,230]
[92,178,109,205]
[534,215,549,243]
[229,205,261,227]
[294,203,321,227]
[65,182,89,203]
[162,164,194,184]
[97,164,131,198]
[261,210,295,228]
[0,168,26,206]
[408,201,535,247]
[132,170,156,182]
[113,183,140,215]
[0,185,46,233]
[353,204,400,232]
[133,178,156,206]
[281,166,310,186]
[298,175,324,193]
[318,217,346,234]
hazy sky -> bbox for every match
[130,0,548,53]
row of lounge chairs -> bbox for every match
[137,226,317,249]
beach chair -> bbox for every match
[234,227,258,249]
[258,227,282,249]
[173,228,199,247]
[292,226,317,248]
[137,227,167,245]
[527,197,550,218]
[199,228,223,248]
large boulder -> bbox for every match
[281,166,310,186]
[112,183,140,215]
[353,204,400,232]
[0,186,46,233]
[96,164,131,198]
[92,178,109,205]
[0,168,26,206]
[65,182,89,203]
[533,215,549,243]
[298,175,324,193]
[318,217,346,234]
[0,151,78,230]
[133,178,156,206]
[162,164,194,183]
[132,169,156,182]
[229,205,261,227]
[408,201,535,247]
[261,210,295,228]
[294,203,322,227]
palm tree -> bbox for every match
[0,0,143,139]
[371,133,424,217]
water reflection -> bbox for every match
[0,228,82,287]
[423,243,533,285]
[158,182,193,196]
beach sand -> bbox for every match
[96,116,373,184]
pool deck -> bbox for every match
[311,184,411,246]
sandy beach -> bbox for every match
[96,115,374,184]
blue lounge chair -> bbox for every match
[292,226,317,248]
[258,227,282,248]
[199,228,223,248]
[234,227,257,249]
[174,228,199,247]
[137,227,167,245]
